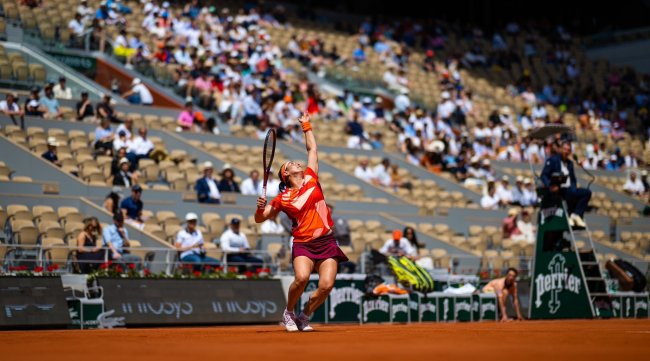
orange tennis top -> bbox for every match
[270,167,333,243]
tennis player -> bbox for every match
[255,113,348,332]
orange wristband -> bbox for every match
[302,122,312,132]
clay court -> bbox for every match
[2,319,648,361]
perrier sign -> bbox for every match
[529,203,594,319]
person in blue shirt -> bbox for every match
[41,84,63,119]
[120,185,144,229]
[352,46,366,63]
[41,137,62,167]
[102,213,141,265]
[541,142,591,228]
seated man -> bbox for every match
[120,185,144,229]
[482,267,524,322]
[126,127,154,170]
[219,218,263,272]
[195,161,221,204]
[102,213,142,265]
[541,142,591,228]
[175,213,220,271]
[379,230,417,259]
[42,137,62,167]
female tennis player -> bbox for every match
[255,113,348,332]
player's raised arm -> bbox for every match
[299,113,318,174]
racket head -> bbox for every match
[262,128,277,194]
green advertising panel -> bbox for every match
[634,295,649,318]
[390,294,410,323]
[45,51,97,77]
[67,299,103,329]
[419,293,438,322]
[362,296,390,323]
[473,294,498,321]
[454,295,473,322]
[529,203,594,319]
[438,295,455,322]
[300,274,364,323]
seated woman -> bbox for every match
[218,167,241,193]
[76,217,106,273]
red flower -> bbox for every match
[18,265,28,271]
[128,263,136,270]
[255,267,262,274]
[8,266,16,271]
[244,271,254,278]
[143,269,151,276]
[262,268,271,274]
[215,266,224,272]
[192,270,202,277]
[34,266,44,273]
[107,261,113,266]
[205,265,213,272]
[115,265,124,273]
[46,265,55,272]
[228,266,238,273]
[99,263,109,270]
[51,264,59,270]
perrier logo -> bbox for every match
[535,254,582,314]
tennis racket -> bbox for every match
[262,128,276,198]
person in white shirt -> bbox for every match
[394,89,410,112]
[532,103,547,121]
[77,0,94,23]
[0,93,24,128]
[241,170,262,196]
[354,159,375,183]
[115,118,134,140]
[260,214,285,235]
[520,178,539,206]
[196,162,221,204]
[379,230,417,259]
[496,175,514,205]
[68,13,85,37]
[481,183,504,210]
[53,77,73,100]
[122,78,153,106]
[623,172,645,196]
[112,130,132,152]
[219,218,263,271]
[174,44,193,66]
[126,127,154,168]
[176,212,220,271]
[264,171,281,198]
[437,91,456,120]
[373,158,392,187]
[516,209,536,244]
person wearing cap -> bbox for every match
[0,93,24,128]
[104,186,122,215]
[195,161,222,204]
[496,175,514,205]
[379,230,417,259]
[102,213,142,265]
[517,209,536,244]
[112,157,133,187]
[120,185,145,229]
[437,91,456,122]
[122,78,153,106]
[24,87,46,117]
[41,137,62,167]
[502,208,522,240]
[219,218,262,271]
[541,141,591,228]
[75,91,95,121]
[176,212,220,271]
[394,88,410,112]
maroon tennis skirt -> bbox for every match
[292,233,349,263]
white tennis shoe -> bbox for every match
[296,312,314,332]
[281,309,298,332]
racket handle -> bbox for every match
[262,186,267,199]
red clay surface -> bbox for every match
[1,319,649,361]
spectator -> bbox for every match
[177,101,195,131]
[41,84,63,119]
[260,213,285,234]
[482,267,524,322]
[94,118,115,154]
[120,185,144,229]
[122,78,153,106]
[219,218,263,272]
[517,209,536,244]
[76,217,105,273]
[176,212,220,271]
[389,163,412,191]
[0,93,24,128]
[623,171,645,196]
[496,176,514,204]
[541,142,591,228]
[114,28,136,66]
[102,213,142,265]
[41,137,62,167]
[75,91,94,121]
[195,161,221,204]
[403,226,423,253]
[77,0,93,23]
[53,76,73,100]
[218,166,240,193]
[502,208,522,240]
[481,182,505,210]
[126,127,154,169]
[24,88,47,117]
[112,130,132,152]
[352,45,366,63]
[373,158,392,188]
[521,178,539,207]
[379,230,417,259]
[97,94,122,123]
[241,170,262,196]
[354,158,375,183]
[112,157,133,187]
[68,13,85,38]
[265,170,281,198]
[511,176,525,205]
[103,186,122,215]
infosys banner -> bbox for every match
[529,204,593,319]
[99,278,285,326]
